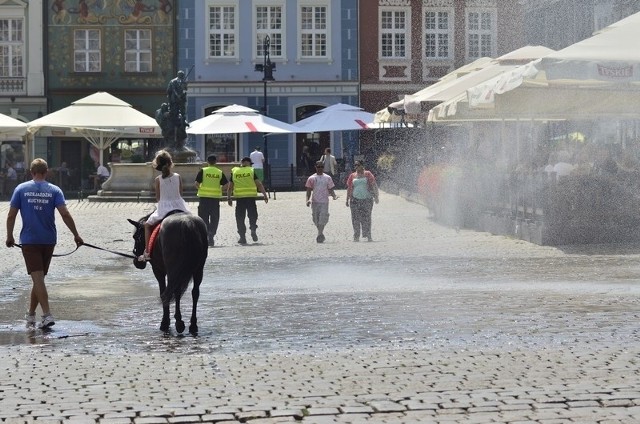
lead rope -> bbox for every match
[12,243,136,259]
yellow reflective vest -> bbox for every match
[231,166,257,198]
[197,166,224,198]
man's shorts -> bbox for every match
[311,202,330,226]
[254,168,264,182]
[21,245,55,275]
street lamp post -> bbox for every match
[254,35,275,192]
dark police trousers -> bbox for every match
[235,198,258,236]
[198,197,221,239]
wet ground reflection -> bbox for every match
[1,254,639,355]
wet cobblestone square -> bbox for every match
[0,191,639,423]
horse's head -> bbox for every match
[128,217,148,270]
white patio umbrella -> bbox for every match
[367,121,415,129]
[0,113,28,166]
[312,103,362,113]
[291,103,375,132]
[186,104,298,134]
[26,92,161,165]
[382,57,495,118]
[444,12,640,121]
[0,112,27,138]
[378,47,554,126]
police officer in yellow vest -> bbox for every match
[227,156,268,244]
[195,155,228,246]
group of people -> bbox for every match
[137,151,268,260]
[29,159,110,192]
[5,149,379,329]
[2,161,18,197]
[305,159,379,243]
[300,147,339,182]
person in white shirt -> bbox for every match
[93,162,110,189]
[6,162,17,181]
[97,163,110,178]
[320,147,338,185]
[4,162,18,197]
[250,146,265,182]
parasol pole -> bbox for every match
[99,134,104,166]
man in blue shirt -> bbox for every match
[5,158,83,328]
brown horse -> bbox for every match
[129,212,208,335]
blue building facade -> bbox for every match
[176,0,359,183]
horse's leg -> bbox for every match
[154,270,170,332]
[174,296,185,334]
[161,302,171,333]
[189,269,202,335]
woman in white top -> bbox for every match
[139,150,190,261]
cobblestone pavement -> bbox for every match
[0,191,639,423]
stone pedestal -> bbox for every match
[88,161,240,202]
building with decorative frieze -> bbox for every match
[38,0,177,190]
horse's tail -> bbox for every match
[160,215,208,304]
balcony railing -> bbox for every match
[0,77,26,95]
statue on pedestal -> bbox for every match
[156,69,197,163]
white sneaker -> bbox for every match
[25,312,36,328]
[41,314,55,328]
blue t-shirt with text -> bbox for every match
[10,180,66,245]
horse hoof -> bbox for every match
[189,325,198,335]
[175,321,185,334]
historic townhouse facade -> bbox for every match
[359,0,525,121]
[359,0,640,126]
[40,0,177,189]
[0,0,45,173]
[181,0,359,179]
[523,0,640,49]
[357,0,638,152]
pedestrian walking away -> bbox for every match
[250,146,265,182]
[306,160,337,243]
[4,161,18,197]
[195,155,229,246]
[139,150,190,261]
[227,156,268,244]
[298,146,314,176]
[320,147,339,186]
[5,158,84,329]
[346,160,379,242]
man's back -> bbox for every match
[250,150,264,169]
[322,152,337,175]
[11,180,63,244]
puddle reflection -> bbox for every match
[1,255,639,355]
